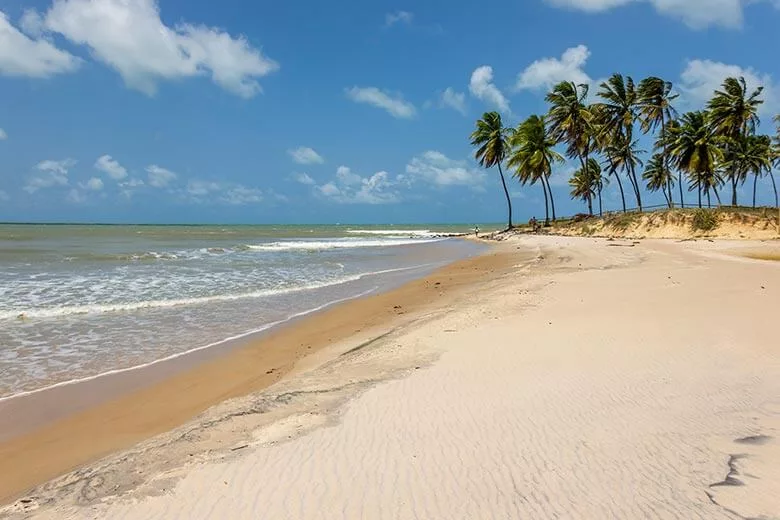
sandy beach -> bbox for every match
[2,235,779,519]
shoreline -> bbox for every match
[0,241,518,506]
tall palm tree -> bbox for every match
[595,74,643,210]
[569,158,603,215]
[660,118,685,207]
[547,81,594,195]
[642,153,674,207]
[669,111,724,208]
[508,115,565,225]
[638,77,679,208]
[727,134,773,207]
[601,134,644,213]
[471,112,513,229]
[707,76,764,206]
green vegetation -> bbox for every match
[691,209,719,232]
[470,74,780,225]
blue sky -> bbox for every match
[1,0,779,224]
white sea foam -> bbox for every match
[246,237,444,251]
[1,264,432,321]
[346,229,438,237]
[0,287,379,403]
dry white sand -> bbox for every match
[6,236,780,519]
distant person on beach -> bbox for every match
[474,226,479,237]
[530,217,538,233]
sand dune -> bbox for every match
[4,236,779,519]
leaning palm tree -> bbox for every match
[471,112,513,229]
[660,118,685,207]
[595,74,643,210]
[642,153,674,207]
[727,134,773,207]
[601,134,644,213]
[707,76,764,206]
[637,77,678,207]
[669,111,724,208]
[569,158,602,215]
[547,81,594,190]
[508,114,565,225]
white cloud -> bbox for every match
[544,0,771,29]
[0,128,6,140]
[0,11,80,78]
[186,179,220,197]
[439,87,467,114]
[679,59,779,114]
[24,158,75,193]
[346,86,416,118]
[385,11,414,27]
[119,177,144,197]
[94,154,127,180]
[291,172,316,185]
[469,66,510,112]
[66,188,85,203]
[38,0,278,97]
[515,45,592,91]
[317,166,400,204]
[405,151,486,188]
[222,185,263,205]
[288,146,324,165]
[335,165,363,186]
[146,164,177,187]
[81,177,104,191]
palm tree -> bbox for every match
[547,81,594,194]
[669,111,724,208]
[508,115,565,225]
[471,112,513,229]
[727,134,773,207]
[595,74,643,210]
[569,158,603,215]
[601,134,644,213]
[642,153,674,207]
[638,77,679,208]
[660,118,685,207]
[707,76,764,206]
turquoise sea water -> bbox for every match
[0,224,492,398]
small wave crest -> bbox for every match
[3,264,431,321]
[346,229,438,238]
[246,237,443,251]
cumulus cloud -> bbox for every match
[469,66,510,112]
[24,158,76,193]
[94,154,128,180]
[145,164,177,187]
[439,87,467,114]
[81,177,104,191]
[0,11,80,78]
[119,177,144,197]
[183,179,263,205]
[515,45,592,91]
[0,128,6,140]
[679,59,778,115]
[385,11,414,27]
[405,151,486,188]
[346,86,416,118]
[288,146,324,165]
[291,172,316,185]
[544,0,771,29]
[33,0,278,97]
[316,166,400,204]
[221,185,263,205]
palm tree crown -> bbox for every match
[470,111,514,229]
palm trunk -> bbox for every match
[714,187,722,206]
[587,195,593,216]
[753,174,758,208]
[611,166,627,213]
[698,186,702,208]
[679,172,685,208]
[598,184,603,217]
[662,115,673,209]
[541,182,549,226]
[497,163,513,229]
[625,167,639,211]
[731,175,738,207]
[707,190,711,208]
[631,163,642,211]
[544,174,557,221]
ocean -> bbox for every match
[0,224,490,399]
